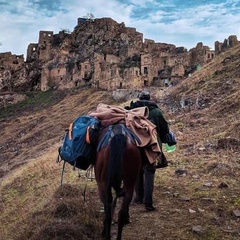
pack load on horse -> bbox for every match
[89,103,162,164]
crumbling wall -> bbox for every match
[215,35,240,54]
[26,44,38,62]
[0,52,24,71]
[189,42,215,70]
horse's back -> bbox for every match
[95,124,141,185]
[96,123,141,160]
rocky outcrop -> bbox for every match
[0,17,239,95]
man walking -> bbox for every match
[126,91,170,211]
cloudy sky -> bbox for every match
[0,0,239,58]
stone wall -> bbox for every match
[26,43,38,62]
[215,35,240,54]
[189,42,215,69]
[0,52,24,71]
[0,52,25,91]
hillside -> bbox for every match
[0,88,117,179]
[164,43,240,141]
[0,45,240,240]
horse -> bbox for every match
[94,124,142,240]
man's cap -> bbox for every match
[138,91,150,100]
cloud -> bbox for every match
[0,0,239,55]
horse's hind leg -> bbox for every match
[101,187,113,240]
[111,196,118,224]
[103,202,112,240]
[116,193,132,240]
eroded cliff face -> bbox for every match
[0,17,239,98]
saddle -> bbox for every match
[97,124,141,152]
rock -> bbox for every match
[175,169,188,176]
[192,225,204,235]
[180,196,191,201]
[189,208,196,213]
[192,174,200,179]
[203,182,212,187]
[218,182,229,188]
[173,192,180,197]
[233,209,240,217]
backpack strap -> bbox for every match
[85,126,91,144]
[97,125,114,151]
[56,147,61,163]
[68,123,73,140]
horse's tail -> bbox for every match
[108,134,126,196]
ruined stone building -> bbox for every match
[0,17,239,93]
[0,52,25,91]
[215,35,239,54]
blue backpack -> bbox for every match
[58,115,101,172]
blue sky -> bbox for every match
[0,0,239,57]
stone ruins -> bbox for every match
[0,17,239,95]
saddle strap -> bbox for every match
[97,124,141,152]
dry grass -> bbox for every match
[1,45,240,240]
[0,88,115,240]
[0,145,102,240]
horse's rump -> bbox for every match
[95,124,141,195]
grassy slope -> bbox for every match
[0,45,240,240]
[0,88,116,239]
[166,44,240,140]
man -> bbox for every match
[126,91,170,211]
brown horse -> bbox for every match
[94,124,141,240]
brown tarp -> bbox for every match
[89,103,161,163]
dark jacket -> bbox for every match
[128,100,169,144]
